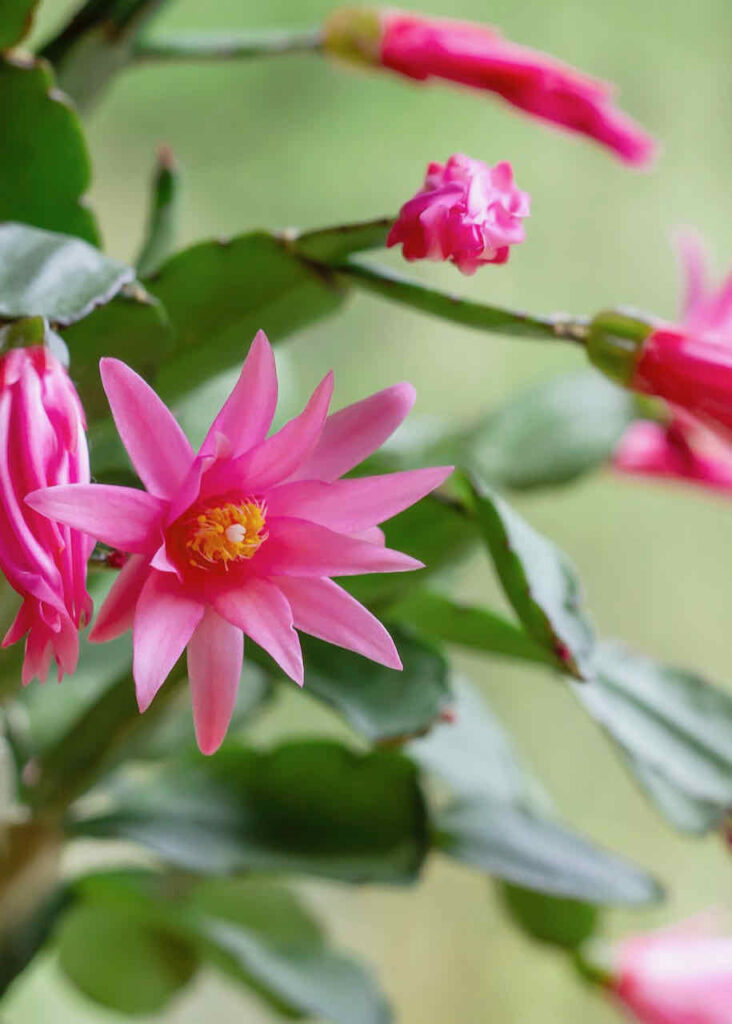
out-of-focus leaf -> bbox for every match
[0,224,132,325]
[69,870,392,1024]
[0,0,40,49]
[575,642,732,833]
[388,591,555,668]
[435,799,660,905]
[0,886,71,997]
[465,479,595,679]
[292,219,392,264]
[498,884,599,950]
[346,494,477,607]
[299,628,451,743]
[72,741,429,884]
[57,904,197,1014]
[40,0,168,112]
[623,754,724,836]
[192,878,391,1024]
[62,288,173,421]
[0,56,99,244]
[136,146,180,277]
[145,231,345,400]
[409,678,538,806]
[461,370,638,490]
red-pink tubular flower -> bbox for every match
[610,917,732,1024]
[613,236,732,491]
[387,154,529,274]
[0,346,92,684]
[28,332,452,755]
[324,9,656,167]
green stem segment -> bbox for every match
[331,258,589,343]
[134,27,324,62]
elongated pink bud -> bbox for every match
[0,346,92,683]
[324,8,657,167]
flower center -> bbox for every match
[183,499,267,571]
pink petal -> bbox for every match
[133,572,204,711]
[256,518,423,577]
[26,484,165,554]
[213,577,303,685]
[290,382,416,482]
[100,359,194,499]
[676,230,708,329]
[89,555,150,643]
[265,466,453,532]
[201,371,334,496]
[199,331,278,459]
[187,608,244,755]
[277,577,402,669]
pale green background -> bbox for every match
[8,0,732,1020]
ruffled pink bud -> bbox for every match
[387,154,529,274]
[0,346,92,683]
[324,8,657,167]
[610,916,732,1024]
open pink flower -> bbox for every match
[28,332,451,754]
[387,154,529,274]
[324,9,656,167]
[0,346,92,684]
[610,916,732,1023]
[613,235,732,491]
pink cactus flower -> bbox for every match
[28,332,452,754]
[614,235,732,490]
[324,9,656,167]
[610,917,732,1024]
[0,346,92,684]
[387,154,529,274]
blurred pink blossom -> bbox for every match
[615,235,732,491]
[387,153,529,274]
[28,332,451,754]
[0,346,92,683]
[611,916,732,1024]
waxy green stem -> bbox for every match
[134,27,324,63]
[332,258,590,344]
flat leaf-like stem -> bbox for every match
[332,258,589,343]
[135,27,324,62]
[0,223,133,325]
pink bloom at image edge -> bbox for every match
[387,154,529,274]
[380,11,657,167]
[611,917,732,1024]
[614,234,732,492]
[27,332,452,755]
[0,346,92,683]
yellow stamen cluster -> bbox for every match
[185,500,267,570]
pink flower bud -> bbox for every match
[0,346,92,683]
[609,234,732,491]
[324,8,657,167]
[610,917,732,1023]
[387,154,529,274]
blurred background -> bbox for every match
[8,0,732,1019]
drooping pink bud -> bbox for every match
[609,916,732,1024]
[0,346,92,683]
[598,235,732,490]
[324,8,657,167]
[387,154,529,274]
